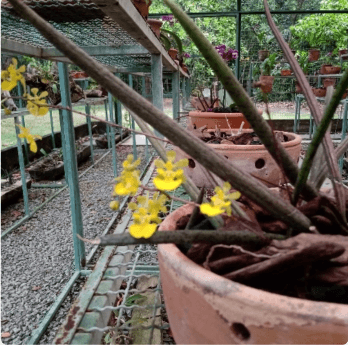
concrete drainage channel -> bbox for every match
[54,163,168,345]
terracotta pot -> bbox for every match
[339,49,348,61]
[173,130,302,188]
[158,203,348,344]
[258,50,269,61]
[312,88,326,98]
[188,111,264,129]
[308,48,320,62]
[295,81,302,94]
[132,0,152,18]
[259,75,274,93]
[320,64,332,74]
[168,48,178,60]
[280,69,292,76]
[322,78,336,88]
[147,19,162,38]
[182,64,189,74]
[324,66,341,74]
[342,90,348,99]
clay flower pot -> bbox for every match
[132,0,152,18]
[295,81,302,94]
[308,48,320,62]
[323,78,336,88]
[147,19,162,38]
[174,130,302,188]
[259,75,274,93]
[312,87,326,98]
[324,66,341,74]
[188,110,264,129]
[158,203,348,344]
[168,48,178,60]
[342,90,348,99]
[339,49,348,61]
[280,69,292,76]
[258,50,270,61]
[320,64,332,74]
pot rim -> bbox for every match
[187,129,301,151]
[189,110,263,117]
[158,203,348,321]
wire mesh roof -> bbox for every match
[1,0,152,69]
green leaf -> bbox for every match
[104,332,112,344]
[161,28,183,54]
[160,33,172,51]
[125,294,147,306]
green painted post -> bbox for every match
[181,78,186,109]
[142,76,149,161]
[17,82,29,164]
[294,96,299,133]
[116,74,123,141]
[85,104,95,164]
[173,71,180,120]
[49,109,56,149]
[186,78,191,101]
[108,92,118,177]
[14,117,30,216]
[339,100,348,170]
[58,62,85,271]
[236,7,241,80]
[151,54,164,138]
[128,74,137,159]
[104,99,111,149]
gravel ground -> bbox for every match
[1,144,155,345]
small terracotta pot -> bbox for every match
[259,75,274,93]
[174,130,302,188]
[339,49,348,61]
[281,70,292,76]
[188,110,263,129]
[182,64,189,74]
[168,48,178,60]
[258,50,270,61]
[147,19,162,37]
[342,90,348,99]
[324,66,341,74]
[295,82,302,94]
[132,0,152,18]
[308,48,320,62]
[323,78,336,88]
[158,204,348,344]
[312,87,326,97]
[320,64,332,74]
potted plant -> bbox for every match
[256,31,273,61]
[339,45,348,61]
[11,1,348,344]
[147,18,162,37]
[294,52,311,93]
[132,0,152,19]
[256,52,277,93]
[280,63,292,76]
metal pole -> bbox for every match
[128,74,137,159]
[339,100,348,170]
[172,71,180,120]
[85,104,95,164]
[236,0,241,81]
[181,78,186,109]
[142,76,149,161]
[104,99,111,149]
[116,73,123,141]
[108,91,118,177]
[17,82,29,164]
[151,54,164,137]
[14,116,30,216]
[49,109,56,149]
[58,62,85,271]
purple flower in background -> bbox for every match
[214,45,238,62]
[184,53,191,58]
[207,108,213,111]
[162,15,174,21]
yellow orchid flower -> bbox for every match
[200,182,241,217]
[153,150,188,191]
[114,170,140,196]
[109,200,120,210]
[26,88,49,116]
[122,154,141,172]
[1,58,26,92]
[17,125,42,153]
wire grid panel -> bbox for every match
[75,180,191,344]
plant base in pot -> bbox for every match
[312,87,326,98]
[258,50,270,61]
[308,49,320,62]
[147,19,162,38]
[158,204,348,344]
[323,78,336,88]
[259,75,274,94]
[174,130,301,188]
[132,0,152,18]
[339,49,348,61]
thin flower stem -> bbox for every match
[140,185,199,207]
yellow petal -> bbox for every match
[129,223,157,239]
[39,91,48,98]
[1,80,17,91]
[110,200,120,210]
[4,108,11,115]
[228,191,241,200]
[200,203,224,217]
[37,105,49,116]
[29,140,38,153]
[153,176,183,191]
